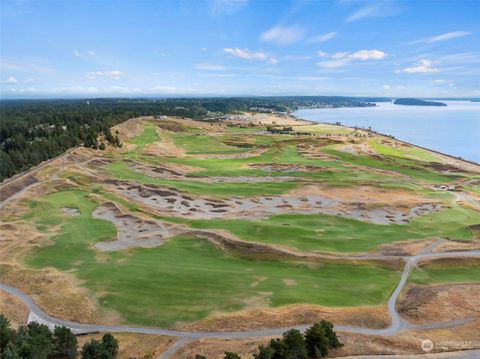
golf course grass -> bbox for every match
[410,264,480,285]
[13,119,480,330]
[24,190,400,327]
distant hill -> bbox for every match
[393,98,447,106]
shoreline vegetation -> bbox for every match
[1,96,477,182]
[393,98,447,106]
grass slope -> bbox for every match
[24,190,400,327]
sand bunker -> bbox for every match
[61,207,80,216]
[92,202,183,251]
[112,183,442,224]
[130,161,301,183]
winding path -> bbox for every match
[1,243,479,357]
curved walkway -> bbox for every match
[1,243,479,357]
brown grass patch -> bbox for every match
[291,184,435,206]
[398,284,480,324]
[180,304,389,332]
[0,264,117,324]
[0,291,29,329]
[78,333,175,359]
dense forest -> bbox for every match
[0,97,374,181]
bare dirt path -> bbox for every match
[1,245,479,358]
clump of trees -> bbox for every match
[196,321,342,359]
[0,314,118,359]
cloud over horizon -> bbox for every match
[260,25,304,45]
[398,59,439,74]
[317,49,386,68]
[224,48,278,64]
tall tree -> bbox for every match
[53,326,78,359]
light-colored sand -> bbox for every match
[92,202,184,251]
[112,183,443,224]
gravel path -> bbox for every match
[1,244,479,357]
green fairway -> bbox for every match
[24,190,400,327]
[368,139,440,162]
[410,264,480,285]
[178,214,424,253]
[105,161,299,196]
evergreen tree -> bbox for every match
[53,326,78,359]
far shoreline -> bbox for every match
[290,107,480,167]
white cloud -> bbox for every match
[400,59,439,74]
[383,85,390,89]
[224,48,277,64]
[307,32,336,43]
[73,49,80,57]
[425,31,471,43]
[87,50,95,56]
[350,49,385,60]
[260,25,304,45]
[316,49,386,68]
[346,2,401,23]
[196,63,226,71]
[23,78,36,83]
[4,76,18,84]
[397,85,406,89]
[331,51,349,59]
[85,70,124,80]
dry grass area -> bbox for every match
[0,291,29,329]
[373,238,440,257]
[112,117,151,142]
[432,241,480,253]
[181,304,390,332]
[78,332,176,359]
[291,184,438,206]
[172,337,272,359]
[172,319,480,358]
[227,112,312,126]
[398,284,480,325]
[0,264,114,324]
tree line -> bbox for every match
[0,314,118,359]
[0,97,374,181]
[195,321,343,359]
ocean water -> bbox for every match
[293,101,480,163]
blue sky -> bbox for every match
[1,0,479,98]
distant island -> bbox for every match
[394,98,447,106]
